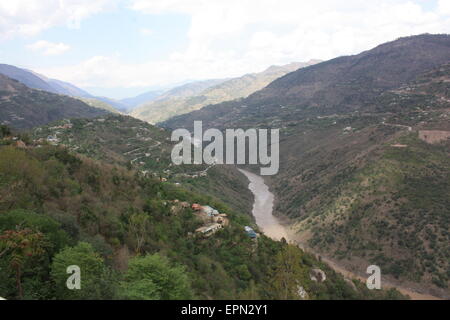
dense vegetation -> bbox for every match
[32,115,253,214]
[0,140,405,300]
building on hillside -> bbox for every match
[213,213,229,226]
[195,223,223,237]
[46,135,59,144]
[202,205,219,217]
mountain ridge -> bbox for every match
[0,73,109,130]
[132,61,319,124]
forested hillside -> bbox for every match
[0,135,404,300]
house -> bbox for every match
[46,135,59,144]
[195,223,223,237]
[202,205,219,217]
[213,214,229,226]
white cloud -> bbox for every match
[37,0,450,91]
[439,0,450,15]
[139,28,153,36]
[0,0,116,39]
[27,40,70,55]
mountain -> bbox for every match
[78,97,122,114]
[45,78,93,98]
[162,34,450,297]
[0,64,57,93]
[120,90,165,111]
[132,61,319,124]
[0,64,127,113]
[94,96,128,112]
[164,34,450,130]
[0,74,108,130]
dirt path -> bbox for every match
[239,169,443,300]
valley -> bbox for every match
[163,35,450,298]
[0,31,449,301]
[240,168,442,300]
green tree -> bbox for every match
[51,242,113,299]
[120,253,193,300]
[270,245,310,300]
[0,125,11,138]
[0,210,71,299]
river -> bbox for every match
[238,168,441,300]
[238,169,289,241]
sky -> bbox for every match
[0,0,449,99]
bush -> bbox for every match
[119,253,193,300]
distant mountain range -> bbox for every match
[131,61,320,124]
[0,64,130,113]
[119,90,165,111]
[0,64,90,97]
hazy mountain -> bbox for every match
[46,79,93,98]
[78,97,122,114]
[93,96,128,112]
[119,90,165,111]
[0,74,108,130]
[0,64,129,114]
[0,64,56,93]
[162,34,450,297]
[131,61,319,124]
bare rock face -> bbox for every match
[310,268,327,282]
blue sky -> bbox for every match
[0,0,449,99]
